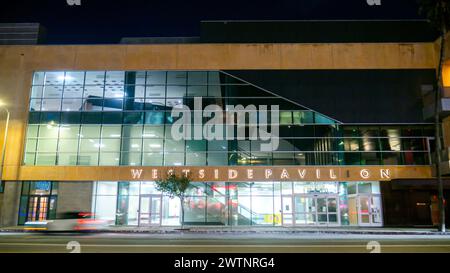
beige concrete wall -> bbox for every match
[0,182,21,226]
[0,42,439,181]
[56,182,93,215]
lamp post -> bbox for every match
[0,102,10,186]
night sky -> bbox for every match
[0,0,425,44]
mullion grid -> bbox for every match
[26,70,433,167]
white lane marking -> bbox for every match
[1,243,450,248]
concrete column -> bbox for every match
[0,182,22,227]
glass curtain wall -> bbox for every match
[24,70,432,167]
[91,181,381,227]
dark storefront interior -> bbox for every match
[381,180,450,227]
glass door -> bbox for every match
[294,195,316,225]
[291,194,340,226]
[27,196,49,222]
[358,195,383,226]
[282,196,293,225]
[138,195,162,226]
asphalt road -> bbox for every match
[1,232,450,253]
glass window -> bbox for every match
[85,71,105,85]
[24,153,36,165]
[280,111,293,125]
[294,182,316,194]
[164,139,185,153]
[29,99,42,111]
[186,140,206,152]
[120,152,141,166]
[188,72,208,85]
[121,138,142,152]
[38,125,59,138]
[64,71,85,86]
[31,86,43,98]
[145,85,166,98]
[358,182,372,194]
[252,182,274,195]
[25,139,37,153]
[78,153,99,165]
[187,86,207,97]
[94,196,117,221]
[252,196,274,225]
[44,72,65,85]
[184,196,206,223]
[167,71,186,85]
[167,86,186,97]
[43,85,64,99]
[36,153,57,165]
[26,125,39,138]
[105,71,125,85]
[80,139,101,152]
[104,85,125,99]
[128,85,146,99]
[96,181,118,195]
[57,153,78,165]
[58,139,78,152]
[59,125,79,138]
[146,71,166,85]
[143,125,164,138]
[143,139,163,152]
[164,153,185,166]
[186,152,207,166]
[100,152,120,166]
[81,125,101,138]
[122,125,143,138]
[83,85,104,98]
[140,181,160,194]
[208,152,229,165]
[32,71,45,85]
[347,183,357,194]
[101,139,121,152]
[133,71,146,85]
[293,111,314,124]
[142,153,163,165]
[102,125,122,138]
[41,99,62,111]
[61,98,83,111]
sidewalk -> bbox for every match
[1,225,449,235]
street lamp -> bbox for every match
[0,100,10,189]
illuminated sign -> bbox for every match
[126,166,429,182]
[17,165,432,182]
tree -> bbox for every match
[155,172,192,229]
[418,0,450,232]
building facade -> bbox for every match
[0,21,449,228]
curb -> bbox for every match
[1,228,449,236]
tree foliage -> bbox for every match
[154,172,191,200]
[154,173,192,229]
[418,0,450,32]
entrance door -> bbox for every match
[290,194,340,226]
[27,196,49,222]
[138,195,162,226]
[282,196,293,225]
[356,195,383,226]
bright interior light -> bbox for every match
[57,75,74,81]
